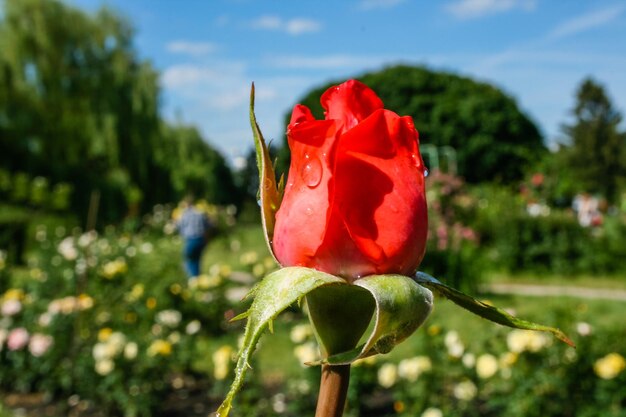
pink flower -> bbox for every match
[29,333,54,357]
[7,327,30,351]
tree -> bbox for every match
[559,78,626,203]
[279,65,545,183]
[0,0,239,223]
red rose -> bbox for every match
[273,80,428,281]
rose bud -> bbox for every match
[273,80,427,281]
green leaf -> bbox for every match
[216,267,346,417]
[414,271,575,347]
[323,275,434,365]
[250,83,282,262]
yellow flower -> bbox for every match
[239,251,259,265]
[195,274,222,290]
[213,345,234,380]
[126,284,144,302]
[98,328,113,342]
[147,339,172,357]
[499,352,518,368]
[101,259,128,279]
[3,289,24,301]
[146,297,157,309]
[171,207,183,221]
[169,283,182,295]
[252,264,265,277]
[78,294,94,310]
[594,353,626,380]
[30,268,43,280]
[427,324,441,336]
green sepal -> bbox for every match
[250,83,283,262]
[306,283,376,358]
[216,267,346,416]
[321,275,434,365]
[414,271,575,347]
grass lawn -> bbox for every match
[230,291,624,385]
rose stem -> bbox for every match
[315,364,351,417]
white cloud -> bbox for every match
[445,0,536,19]
[547,4,625,40]
[166,41,217,57]
[250,15,321,35]
[358,0,406,11]
[285,18,322,35]
[266,54,384,70]
[162,65,222,89]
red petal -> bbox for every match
[321,80,383,132]
[273,119,338,267]
[289,104,315,127]
[318,109,426,277]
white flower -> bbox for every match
[398,356,432,382]
[140,242,153,254]
[156,310,182,328]
[576,322,592,337]
[28,333,54,357]
[507,330,549,353]
[1,299,22,316]
[78,231,97,247]
[168,331,181,344]
[58,237,78,260]
[421,407,443,417]
[453,379,477,401]
[290,324,313,344]
[462,353,476,368]
[377,363,398,388]
[293,342,318,366]
[95,359,115,376]
[38,312,53,327]
[185,320,201,335]
[476,354,498,379]
[124,342,138,360]
[444,330,464,358]
[272,393,286,414]
[107,332,126,354]
[92,343,110,361]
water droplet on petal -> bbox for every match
[424,168,430,178]
[305,207,313,216]
[300,157,322,188]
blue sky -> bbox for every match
[70,0,626,165]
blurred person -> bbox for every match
[176,195,213,278]
[572,192,602,227]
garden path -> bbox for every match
[483,283,626,301]
[229,270,626,301]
